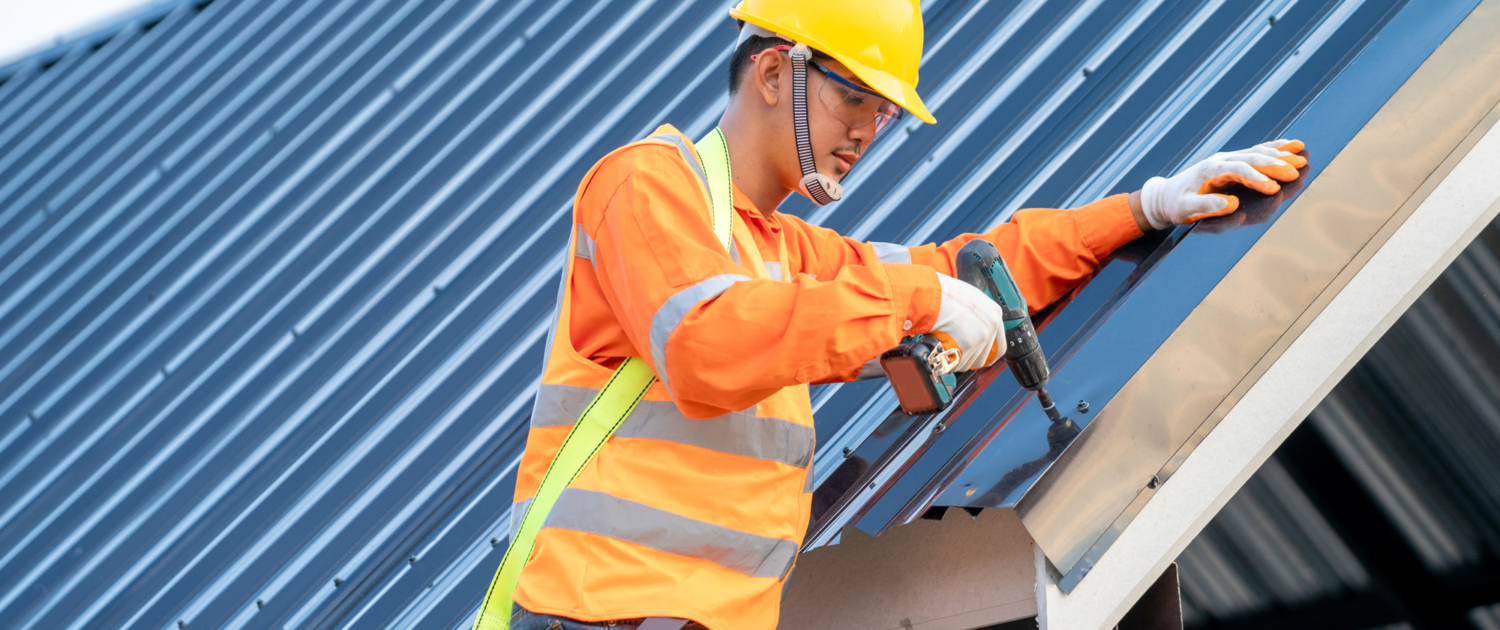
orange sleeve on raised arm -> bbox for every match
[580,145,942,418]
[907,193,1143,314]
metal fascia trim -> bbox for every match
[1018,0,1500,586]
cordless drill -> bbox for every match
[881,240,1066,424]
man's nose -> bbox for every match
[849,119,875,146]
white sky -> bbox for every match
[0,0,158,67]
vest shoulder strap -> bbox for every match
[642,128,733,252]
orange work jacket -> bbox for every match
[510,125,1141,630]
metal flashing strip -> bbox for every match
[1019,0,1500,588]
[1043,94,1500,630]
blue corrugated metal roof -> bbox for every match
[0,0,1484,628]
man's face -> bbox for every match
[747,49,900,194]
[803,58,882,180]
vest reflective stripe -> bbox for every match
[531,384,813,468]
[545,488,799,580]
[476,357,656,630]
[871,241,911,264]
[648,274,751,391]
[573,224,596,261]
[764,261,784,282]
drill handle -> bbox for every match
[955,240,1028,324]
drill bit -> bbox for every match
[1035,388,1065,424]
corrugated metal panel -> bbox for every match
[1178,458,1369,621]
[0,0,1480,628]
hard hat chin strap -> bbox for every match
[788,43,842,206]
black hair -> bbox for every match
[727,26,832,95]
[728,33,792,95]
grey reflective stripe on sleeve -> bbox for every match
[764,261,782,282]
[855,358,886,380]
[615,401,812,468]
[648,133,710,191]
[573,224,596,261]
[871,242,911,264]
[805,468,815,492]
[532,384,814,468]
[544,488,799,579]
[649,274,751,391]
[509,498,532,541]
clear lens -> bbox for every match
[811,63,902,135]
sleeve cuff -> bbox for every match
[885,263,942,336]
[1074,193,1144,260]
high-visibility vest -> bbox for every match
[476,127,815,630]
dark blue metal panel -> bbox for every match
[804,0,1480,548]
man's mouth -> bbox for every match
[833,150,859,173]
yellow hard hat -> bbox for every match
[729,0,935,124]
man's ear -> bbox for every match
[754,51,782,107]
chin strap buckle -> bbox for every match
[799,172,843,203]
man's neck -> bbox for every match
[717,111,792,215]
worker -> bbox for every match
[478,1,1308,629]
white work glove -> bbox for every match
[928,273,1006,373]
[1139,139,1306,230]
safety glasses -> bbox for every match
[751,46,904,136]
[805,59,903,136]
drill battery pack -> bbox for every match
[880,335,959,414]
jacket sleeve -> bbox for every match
[783,194,1142,316]
[779,195,1142,383]
[583,146,942,419]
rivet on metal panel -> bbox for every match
[161,367,169,377]
[408,555,418,565]
[932,423,944,434]
[490,538,499,547]
[178,621,186,629]
[1082,68,1092,77]
[1147,475,1161,489]
[1077,400,1090,413]
[333,578,343,587]
[27,411,36,420]
[1269,15,1277,25]
[257,599,265,609]
[841,447,852,457]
